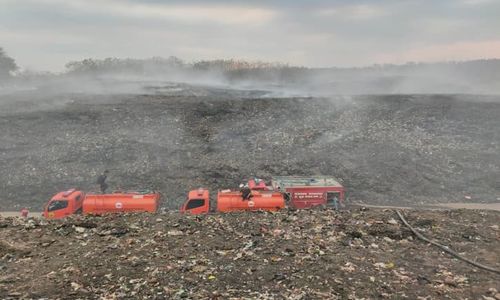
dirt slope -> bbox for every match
[0,208,498,299]
[0,85,499,210]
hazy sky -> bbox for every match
[1,0,499,71]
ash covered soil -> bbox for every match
[1,83,500,210]
[0,208,499,299]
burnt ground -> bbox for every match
[0,208,499,299]
[0,84,500,210]
[1,86,500,299]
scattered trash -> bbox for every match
[0,208,498,298]
[167,229,184,236]
[387,218,398,225]
[74,226,86,233]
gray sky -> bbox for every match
[1,0,499,71]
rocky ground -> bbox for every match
[0,208,498,299]
[0,83,500,210]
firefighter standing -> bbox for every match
[332,195,339,210]
[97,170,109,193]
[239,183,252,200]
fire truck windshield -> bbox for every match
[47,200,68,212]
[186,199,205,209]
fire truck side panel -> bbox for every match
[286,187,344,209]
[216,191,285,212]
[83,193,160,215]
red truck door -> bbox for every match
[74,192,84,214]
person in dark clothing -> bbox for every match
[239,183,252,200]
[97,170,109,193]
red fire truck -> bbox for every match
[180,176,345,214]
[43,189,161,219]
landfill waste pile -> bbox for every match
[1,84,499,210]
[0,208,499,299]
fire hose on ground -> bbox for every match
[395,210,500,275]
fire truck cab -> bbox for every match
[180,188,210,214]
[43,189,84,219]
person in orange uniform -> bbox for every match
[20,207,29,218]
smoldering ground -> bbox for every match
[0,78,499,210]
[1,58,500,210]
